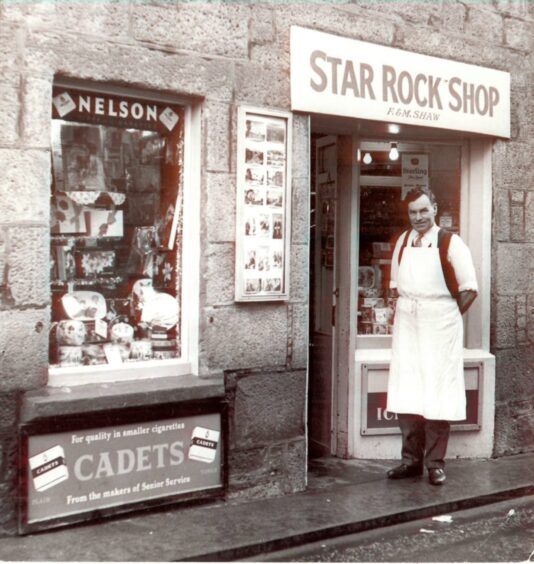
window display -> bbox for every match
[357,183,401,336]
[49,87,184,370]
[357,143,461,337]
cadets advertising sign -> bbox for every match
[20,407,224,532]
[291,27,510,138]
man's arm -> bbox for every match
[448,235,478,314]
[456,289,477,314]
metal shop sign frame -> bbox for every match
[361,362,483,436]
[19,400,227,534]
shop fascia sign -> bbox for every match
[52,87,180,132]
[291,26,510,138]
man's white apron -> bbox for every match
[387,245,466,421]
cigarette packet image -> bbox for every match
[188,426,220,463]
[159,107,179,131]
[29,445,69,492]
[52,92,76,118]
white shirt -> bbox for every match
[390,224,478,293]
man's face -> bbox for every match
[408,194,437,234]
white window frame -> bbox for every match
[48,81,201,387]
[461,138,492,351]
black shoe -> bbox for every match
[428,468,446,486]
[387,463,423,480]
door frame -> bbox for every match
[308,134,360,459]
[308,119,495,460]
[310,135,338,456]
[331,134,360,458]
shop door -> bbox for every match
[308,136,337,458]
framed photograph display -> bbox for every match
[235,106,292,301]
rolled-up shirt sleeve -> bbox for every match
[448,234,478,292]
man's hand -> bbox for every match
[457,290,477,314]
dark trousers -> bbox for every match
[398,414,450,470]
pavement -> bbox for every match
[2,453,534,562]
[254,494,534,562]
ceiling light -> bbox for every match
[388,124,400,134]
[389,142,399,161]
[363,152,373,165]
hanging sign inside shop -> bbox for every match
[291,26,510,138]
[401,153,429,199]
[52,87,181,133]
[19,407,225,533]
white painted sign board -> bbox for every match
[291,27,510,138]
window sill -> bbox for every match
[355,347,494,362]
[356,335,393,350]
[21,373,224,423]
[48,359,194,388]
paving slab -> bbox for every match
[1,454,533,562]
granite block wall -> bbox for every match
[0,0,533,533]
[490,4,534,454]
[225,367,306,499]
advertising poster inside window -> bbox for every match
[401,153,429,200]
[235,107,292,301]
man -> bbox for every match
[386,187,478,486]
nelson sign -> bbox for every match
[291,27,510,138]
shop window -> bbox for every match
[357,142,461,339]
[49,85,189,382]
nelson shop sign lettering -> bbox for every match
[51,87,181,133]
[291,27,510,138]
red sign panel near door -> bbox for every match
[365,391,480,432]
[361,363,482,435]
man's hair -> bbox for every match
[404,187,437,206]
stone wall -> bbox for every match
[492,18,534,454]
[0,0,533,534]
[225,367,307,499]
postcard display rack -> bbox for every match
[235,106,292,301]
[49,87,184,370]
